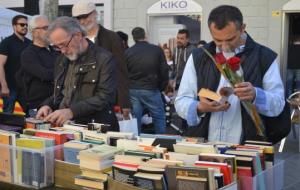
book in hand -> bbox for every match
[198,88,232,104]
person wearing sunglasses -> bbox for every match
[0,15,31,113]
[17,15,59,117]
[72,1,132,120]
[36,16,119,130]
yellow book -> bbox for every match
[0,133,12,183]
[16,138,46,184]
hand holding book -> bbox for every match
[197,88,231,113]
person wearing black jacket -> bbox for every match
[72,1,131,119]
[20,15,59,116]
[124,27,169,134]
[36,17,118,130]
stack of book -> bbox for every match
[25,118,51,130]
[112,154,173,190]
[54,160,83,190]
[75,144,123,190]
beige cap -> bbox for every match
[72,1,96,17]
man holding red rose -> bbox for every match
[175,5,285,143]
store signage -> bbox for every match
[161,0,188,9]
[147,0,202,15]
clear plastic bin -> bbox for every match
[0,143,57,189]
[220,160,284,190]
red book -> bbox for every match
[237,166,253,190]
[35,130,67,160]
[35,130,67,145]
[113,161,139,169]
[195,161,232,185]
[237,166,252,177]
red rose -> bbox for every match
[214,53,226,64]
[227,56,240,71]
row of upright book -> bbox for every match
[0,117,283,190]
[0,129,56,188]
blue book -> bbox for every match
[63,147,81,164]
[63,141,91,164]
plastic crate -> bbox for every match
[0,143,57,189]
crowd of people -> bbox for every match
[0,1,286,144]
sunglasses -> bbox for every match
[16,23,28,27]
[74,11,93,20]
[34,26,49,30]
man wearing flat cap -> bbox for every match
[72,1,131,119]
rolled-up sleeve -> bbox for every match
[253,57,285,116]
[174,54,201,126]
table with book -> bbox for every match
[0,115,284,190]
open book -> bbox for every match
[198,87,233,104]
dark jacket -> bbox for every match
[124,41,169,91]
[20,44,59,110]
[95,24,131,109]
[187,35,277,142]
[174,42,196,88]
[287,44,300,69]
[44,41,119,130]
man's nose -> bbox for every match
[79,19,86,25]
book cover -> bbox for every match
[173,143,217,154]
[64,140,91,164]
[16,138,46,187]
[198,88,231,104]
[199,153,237,180]
[0,133,12,183]
[133,172,167,190]
[79,144,122,161]
[194,161,232,185]
[112,165,136,185]
[164,152,199,166]
[165,166,210,190]
[35,130,67,160]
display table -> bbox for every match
[0,182,70,190]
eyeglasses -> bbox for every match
[52,34,74,51]
[16,23,28,27]
[74,11,93,20]
[34,25,49,31]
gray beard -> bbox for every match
[66,42,84,61]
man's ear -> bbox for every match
[241,23,246,33]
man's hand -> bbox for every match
[0,85,9,97]
[44,108,73,127]
[36,105,53,120]
[122,108,131,120]
[197,97,230,113]
[234,82,256,101]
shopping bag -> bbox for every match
[118,114,138,136]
